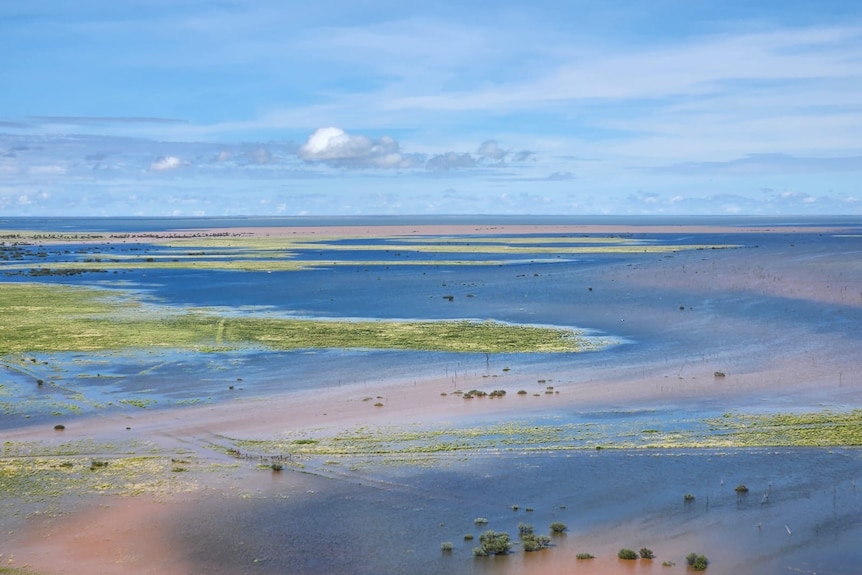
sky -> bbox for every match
[1,0,861,217]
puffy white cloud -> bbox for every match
[149,156,184,171]
[299,127,413,169]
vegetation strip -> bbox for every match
[229,409,862,462]
[0,284,604,354]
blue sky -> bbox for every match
[2,1,861,217]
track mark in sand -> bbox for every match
[216,318,226,346]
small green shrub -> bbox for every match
[686,553,709,570]
[441,542,453,552]
[53,424,65,431]
[521,533,551,552]
[618,548,638,560]
[662,560,676,566]
[684,493,695,502]
[473,530,511,556]
[474,517,488,525]
[518,522,533,536]
[464,534,474,541]
[576,553,595,559]
[640,547,655,559]
[270,462,284,472]
[735,484,749,493]
[549,522,567,533]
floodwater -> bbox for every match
[150,448,862,574]
[2,216,862,573]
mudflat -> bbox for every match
[1,219,861,574]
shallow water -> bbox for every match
[3,217,862,573]
[160,448,862,575]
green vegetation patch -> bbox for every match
[0,284,606,354]
[706,410,862,447]
[229,410,862,465]
[0,441,202,503]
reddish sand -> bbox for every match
[2,223,861,575]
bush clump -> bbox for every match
[576,553,595,559]
[549,522,567,533]
[686,553,709,570]
[618,548,638,560]
[473,530,511,556]
[640,547,655,559]
[520,533,552,552]
[734,484,749,493]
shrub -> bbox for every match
[684,493,695,502]
[687,553,709,570]
[549,522,567,533]
[521,533,551,552]
[441,542,453,552]
[270,462,284,472]
[618,548,638,560]
[474,517,489,525]
[689,554,709,570]
[576,553,595,559]
[734,484,749,493]
[53,424,65,431]
[518,522,534,535]
[464,534,474,541]
[473,530,511,556]
[640,547,655,559]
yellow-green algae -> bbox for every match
[3,230,739,273]
[0,284,605,354]
[229,409,862,463]
[0,440,203,505]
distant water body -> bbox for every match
[1,214,858,232]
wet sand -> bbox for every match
[2,222,861,574]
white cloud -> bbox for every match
[426,152,476,171]
[149,156,184,171]
[477,140,507,161]
[299,127,414,169]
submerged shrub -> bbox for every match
[618,548,638,560]
[735,484,749,493]
[576,553,595,559]
[440,542,453,552]
[549,522,567,533]
[640,547,655,559]
[474,530,511,556]
[687,553,709,570]
[521,533,551,552]
[684,493,695,502]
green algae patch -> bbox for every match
[0,284,606,354]
[0,440,203,506]
[706,410,862,447]
[228,410,862,466]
